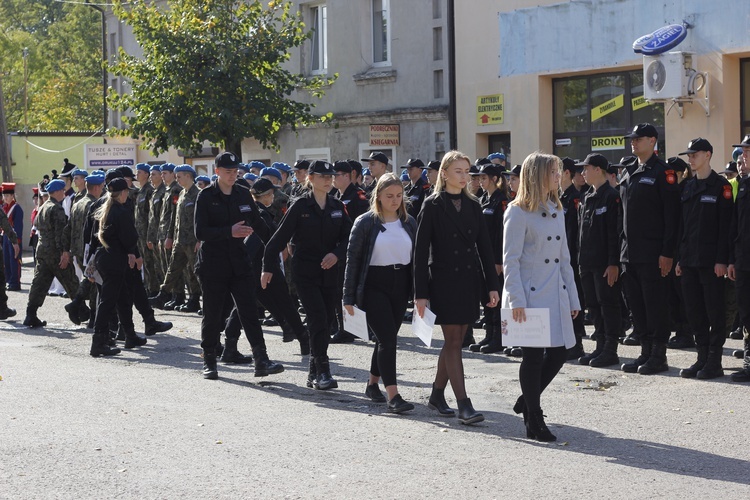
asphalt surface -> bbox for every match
[1,262,749,498]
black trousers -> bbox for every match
[680,266,726,348]
[519,346,567,412]
[734,269,750,339]
[199,271,266,355]
[572,268,586,340]
[94,260,132,344]
[125,266,155,323]
[364,266,410,387]
[580,267,621,342]
[296,282,337,359]
[622,262,671,344]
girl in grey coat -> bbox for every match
[502,152,581,442]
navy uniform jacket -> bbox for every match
[560,183,582,268]
[480,188,509,266]
[194,181,270,279]
[406,177,431,219]
[95,202,139,273]
[677,170,733,268]
[619,154,681,263]
[262,191,352,287]
[578,182,621,269]
[337,183,370,223]
[729,176,750,271]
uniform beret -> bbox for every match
[249,160,267,171]
[259,167,282,180]
[243,172,258,181]
[271,162,292,174]
[237,163,250,173]
[46,179,66,193]
[71,169,88,178]
[136,163,150,173]
[195,175,211,184]
[150,164,162,173]
[85,173,106,185]
[174,164,196,176]
[160,162,176,173]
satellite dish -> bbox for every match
[646,59,667,92]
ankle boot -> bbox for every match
[680,346,708,378]
[427,385,455,417]
[589,341,620,367]
[90,331,121,357]
[124,326,148,349]
[457,398,484,425]
[526,409,556,442]
[469,326,493,352]
[462,327,475,348]
[202,354,218,379]
[512,394,528,424]
[64,296,84,325]
[637,342,669,375]
[579,338,605,365]
[0,305,16,320]
[148,290,171,310]
[622,340,652,373]
[697,347,724,379]
[177,295,200,313]
[22,306,46,328]
[144,319,173,336]
[387,394,415,414]
[306,356,317,388]
[730,338,750,382]
[220,338,254,364]
[252,348,284,377]
[313,356,337,389]
[164,293,185,311]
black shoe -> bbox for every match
[621,354,649,373]
[254,359,284,377]
[313,371,338,390]
[469,335,491,352]
[203,356,218,380]
[428,385,455,417]
[696,352,724,380]
[578,348,602,366]
[281,322,295,342]
[90,344,121,357]
[508,347,523,357]
[526,409,556,442]
[177,298,200,313]
[566,344,585,361]
[221,349,254,364]
[262,317,279,326]
[403,311,413,322]
[145,320,172,336]
[734,349,744,359]
[637,358,669,375]
[6,284,20,292]
[457,398,484,425]
[730,369,750,382]
[197,309,203,317]
[64,301,82,325]
[387,394,415,414]
[22,315,46,328]
[365,383,386,403]
[589,350,620,368]
[163,296,184,311]
[668,335,695,349]
[148,291,170,310]
[0,306,17,320]
[729,327,744,340]
[621,333,641,346]
[124,334,148,349]
[330,330,356,343]
[480,337,504,354]
[680,347,707,378]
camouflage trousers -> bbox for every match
[141,242,163,295]
[161,243,199,297]
[27,252,79,309]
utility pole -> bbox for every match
[0,75,13,182]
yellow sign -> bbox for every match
[631,95,651,111]
[591,94,624,122]
[369,124,400,147]
[591,136,626,151]
[477,94,504,126]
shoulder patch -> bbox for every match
[665,169,676,185]
[357,191,368,201]
[723,184,733,200]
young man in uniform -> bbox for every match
[290,159,310,199]
[146,165,166,294]
[134,163,157,294]
[404,159,430,218]
[259,166,289,224]
[422,160,440,195]
[361,151,390,194]
[157,163,186,311]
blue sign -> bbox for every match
[632,33,654,54]
[636,24,688,55]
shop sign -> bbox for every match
[476,94,504,126]
[591,136,625,152]
[84,143,137,169]
[631,95,652,111]
[369,124,400,147]
[633,24,688,55]
[591,94,624,122]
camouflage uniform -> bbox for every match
[146,182,167,280]
[160,184,200,296]
[135,182,157,293]
[63,192,98,268]
[158,180,184,294]
[27,198,79,310]
[0,210,18,308]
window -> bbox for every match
[433,0,442,19]
[742,58,750,137]
[433,27,443,61]
[433,70,444,99]
[310,4,327,74]
[373,0,390,65]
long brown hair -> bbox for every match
[370,173,408,222]
[511,152,562,212]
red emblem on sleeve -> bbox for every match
[172,195,179,205]
[573,199,580,210]
[665,169,676,185]
[723,185,732,200]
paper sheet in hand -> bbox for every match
[342,305,370,341]
[500,308,552,347]
[411,307,435,347]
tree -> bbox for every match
[108,0,336,156]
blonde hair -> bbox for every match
[511,152,562,212]
[94,190,125,249]
[370,173,408,222]
[434,150,477,199]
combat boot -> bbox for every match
[64,296,85,325]
[124,325,148,349]
[90,331,121,357]
[579,338,605,365]
[469,325,493,352]
[0,306,17,320]
[163,293,185,311]
[680,346,708,378]
[622,340,651,373]
[480,326,504,354]
[306,356,317,388]
[202,354,218,380]
[730,338,750,382]
[696,347,724,379]
[252,347,284,377]
[144,318,173,336]
[177,295,200,313]
[220,338,254,364]
[566,341,585,361]
[589,341,620,367]
[313,356,338,390]
[461,327,476,348]
[22,306,46,328]
[637,342,669,375]
[280,321,295,343]
[148,290,170,310]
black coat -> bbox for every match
[406,177,431,219]
[730,176,750,270]
[560,183,582,268]
[578,182,621,269]
[414,191,500,324]
[95,201,139,274]
[337,183,370,223]
[480,188,509,266]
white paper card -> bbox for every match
[500,308,552,347]
[411,307,435,347]
[342,305,370,341]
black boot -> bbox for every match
[124,326,148,349]
[462,327,476,349]
[297,330,310,356]
[680,346,708,378]
[253,348,284,377]
[64,297,84,325]
[668,334,695,349]
[280,321,295,343]
[145,319,173,336]
[589,341,620,367]
[306,356,317,388]
[480,332,505,354]
[330,330,356,343]
[457,398,484,425]
[512,395,528,424]
[164,293,185,311]
[566,342,585,361]
[0,305,16,320]
[202,354,218,380]
[90,331,121,357]
[621,340,652,373]
[637,342,669,375]
[22,306,46,328]
[730,338,750,382]
[526,409,556,442]
[177,295,200,313]
[387,394,415,414]
[220,338,254,364]
[148,290,171,310]
[427,385,455,417]
[697,347,724,379]
[469,326,492,352]
[579,338,605,365]
[313,356,338,390]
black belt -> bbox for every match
[372,264,409,270]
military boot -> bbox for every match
[730,338,750,382]
[469,325,493,352]
[637,342,669,375]
[177,295,200,313]
[0,305,16,320]
[697,347,724,379]
[148,290,170,310]
[589,341,620,367]
[22,306,46,328]
[90,331,121,357]
[680,346,708,378]
[622,340,652,373]
[252,347,284,377]
[306,356,317,388]
[124,325,148,349]
[202,354,218,380]
[313,356,338,390]
[144,318,173,336]
[579,337,605,365]
[480,325,505,354]
[64,296,85,325]
[220,338,254,364]
[163,293,185,311]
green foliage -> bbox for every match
[108,0,335,156]
[0,0,103,132]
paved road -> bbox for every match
[1,265,748,498]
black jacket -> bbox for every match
[343,211,417,308]
[406,177,431,219]
[194,181,270,278]
[678,170,733,268]
[560,183,582,268]
[578,182,621,269]
[337,183,370,223]
[619,154,682,263]
[729,176,750,270]
[480,188,509,265]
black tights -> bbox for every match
[519,346,567,412]
[434,324,468,400]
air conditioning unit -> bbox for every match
[643,51,696,100]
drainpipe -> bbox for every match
[447,0,457,150]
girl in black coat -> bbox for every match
[414,151,501,424]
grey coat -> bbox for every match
[502,200,581,348]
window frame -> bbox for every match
[372,0,391,67]
[309,3,328,75]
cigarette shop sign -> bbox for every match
[369,125,400,147]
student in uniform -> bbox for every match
[344,173,417,413]
[414,150,500,425]
[503,152,581,442]
[421,161,440,194]
[403,159,430,220]
[261,160,352,390]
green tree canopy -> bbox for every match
[108,0,335,156]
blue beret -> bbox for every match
[46,179,66,193]
[362,168,371,176]
[136,163,150,173]
[400,171,410,181]
[195,175,210,184]
[243,172,258,181]
[161,162,176,172]
[271,162,292,174]
[237,163,250,173]
[71,169,88,178]
[174,164,197,176]
[150,164,162,173]
[421,169,428,180]
[259,167,282,181]
[210,174,218,181]
[85,173,105,185]
[249,161,267,170]
[487,152,506,161]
